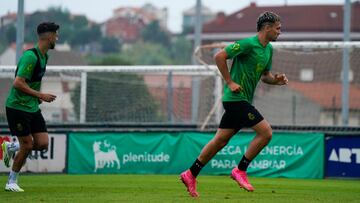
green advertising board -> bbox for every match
[68,132,324,178]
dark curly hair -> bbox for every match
[37,22,60,35]
[257,11,280,32]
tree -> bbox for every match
[5,25,16,43]
[141,20,171,48]
[122,42,172,65]
[100,37,121,53]
[70,25,101,46]
[170,36,192,65]
[71,55,165,123]
[72,15,88,29]
[25,7,72,42]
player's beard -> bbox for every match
[271,34,280,42]
[49,41,56,49]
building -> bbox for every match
[182,4,216,33]
[189,2,360,43]
[0,12,17,28]
[102,3,168,44]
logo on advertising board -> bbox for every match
[92,139,170,172]
[325,136,360,178]
[328,148,360,164]
[93,140,121,172]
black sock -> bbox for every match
[238,155,251,171]
[189,159,204,177]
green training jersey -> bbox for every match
[223,35,273,103]
[6,45,48,112]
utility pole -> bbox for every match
[341,0,351,126]
[191,0,202,124]
[16,0,25,64]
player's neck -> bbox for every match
[257,33,270,47]
[37,41,49,56]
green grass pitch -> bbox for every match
[1,174,359,202]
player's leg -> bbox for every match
[2,107,22,168]
[194,128,237,175]
[246,120,272,160]
[31,110,49,152]
[5,135,32,192]
[7,110,49,192]
[180,128,237,197]
[231,103,271,192]
[4,107,32,192]
[180,102,240,197]
[32,132,48,150]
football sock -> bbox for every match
[238,155,251,171]
[8,170,19,184]
[189,159,204,177]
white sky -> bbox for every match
[0,0,345,33]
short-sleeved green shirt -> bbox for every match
[223,35,273,103]
[6,45,48,112]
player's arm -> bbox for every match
[214,50,242,93]
[14,52,56,102]
[13,77,56,102]
[261,71,288,85]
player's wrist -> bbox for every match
[225,79,233,84]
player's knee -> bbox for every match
[263,128,273,143]
[20,142,34,151]
[35,142,49,151]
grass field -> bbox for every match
[0,174,359,203]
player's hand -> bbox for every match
[39,93,56,103]
[227,81,243,93]
[275,73,288,85]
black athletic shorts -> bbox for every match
[219,101,264,132]
[6,107,47,137]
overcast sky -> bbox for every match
[0,0,345,33]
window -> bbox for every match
[300,69,314,82]
[330,12,338,18]
[340,69,354,82]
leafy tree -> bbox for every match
[72,15,88,29]
[18,6,101,48]
[141,20,171,48]
[170,36,192,65]
[25,7,72,42]
[70,25,101,46]
[0,41,6,54]
[5,25,16,43]
[122,42,172,65]
[87,55,130,65]
[100,37,121,53]
[71,55,165,122]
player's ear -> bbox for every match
[265,24,272,32]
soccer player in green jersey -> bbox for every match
[181,12,288,197]
[1,22,59,192]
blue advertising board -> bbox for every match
[325,136,360,178]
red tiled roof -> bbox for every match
[10,43,34,51]
[114,7,157,23]
[1,12,17,20]
[203,2,360,33]
[288,81,360,109]
[104,16,145,43]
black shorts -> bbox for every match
[219,101,264,132]
[6,107,47,137]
